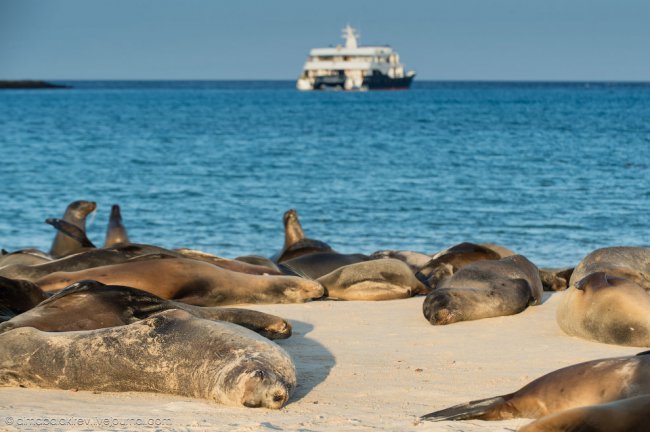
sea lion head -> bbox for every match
[239,368,293,409]
[65,200,97,220]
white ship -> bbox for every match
[296,25,416,91]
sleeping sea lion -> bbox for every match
[280,252,371,280]
[0,276,48,322]
[34,257,324,306]
[422,254,543,325]
[421,351,650,422]
[0,280,291,339]
[570,246,650,289]
[0,309,296,408]
[557,272,650,347]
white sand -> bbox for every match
[0,292,641,432]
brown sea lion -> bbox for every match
[235,255,282,272]
[280,252,371,280]
[0,276,48,322]
[419,242,503,287]
[103,204,129,247]
[369,250,433,274]
[316,258,430,301]
[570,246,650,289]
[175,249,284,275]
[421,352,650,422]
[422,254,543,325]
[271,209,333,263]
[519,394,650,432]
[0,280,291,339]
[34,257,324,306]
[0,249,52,268]
[49,200,96,258]
[0,309,296,408]
[557,272,650,347]
[539,267,574,291]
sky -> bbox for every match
[1,0,649,81]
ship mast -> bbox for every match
[342,25,359,49]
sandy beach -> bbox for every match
[0,291,641,432]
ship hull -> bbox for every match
[363,74,414,90]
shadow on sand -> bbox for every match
[274,319,335,403]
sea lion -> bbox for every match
[0,249,52,268]
[49,200,96,258]
[175,249,284,275]
[421,352,650,422]
[570,246,650,289]
[280,252,372,280]
[419,242,503,287]
[316,258,430,301]
[235,256,283,272]
[0,280,292,340]
[0,309,296,408]
[422,254,543,325]
[519,394,650,432]
[539,267,574,291]
[0,276,47,322]
[271,209,333,263]
[369,250,433,273]
[34,257,325,306]
[103,204,130,247]
[557,272,650,347]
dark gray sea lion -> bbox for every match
[421,352,650,422]
[103,204,130,247]
[519,394,650,432]
[369,250,433,273]
[570,246,650,289]
[0,249,52,268]
[0,276,47,322]
[0,309,296,408]
[35,257,325,306]
[419,242,503,287]
[0,280,291,339]
[557,272,650,347]
[316,258,430,300]
[280,252,371,280]
[235,255,283,272]
[422,255,543,325]
[271,209,333,263]
[49,200,97,258]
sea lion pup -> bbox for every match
[421,352,650,422]
[0,276,47,322]
[0,249,52,268]
[0,309,296,408]
[519,394,650,432]
[280,252,372,280]
[271,209,333,263]
[103,204,130,247]
[0,280,291,340]
[49,200,97,258]
[34,257,325,306]
[538,267,574,291]
[422,255,543,325]
[316,258,430,301]
[419,242,503,287]
[557,272,650,347]
[175,249,284,276]
[570,246,650,289]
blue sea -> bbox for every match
[1,81,649,267]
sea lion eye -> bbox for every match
[273,393,284,403]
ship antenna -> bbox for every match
[342,24,359,49]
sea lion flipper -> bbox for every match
[420,394,511,421]
[46,218,96,248]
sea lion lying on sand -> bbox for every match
[0,276,47,322]
[422,254,543,325]
[570,246,650,289]
[34,257,324,306]
[557,272,650,347]
[0,280,292,340]
[421,351,650,422]
[0,309,296,408]
[280,252,371,280]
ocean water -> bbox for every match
[1,81,649,267]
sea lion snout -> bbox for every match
[241,369,291,409]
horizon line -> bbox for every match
[3,78,649,84]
